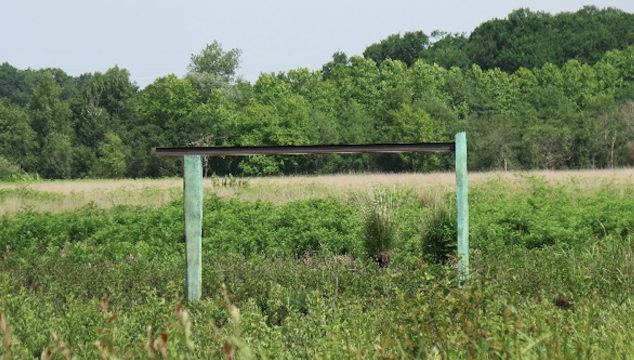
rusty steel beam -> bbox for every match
[156,143,456,157]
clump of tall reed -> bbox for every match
[358,188,399,268]
[419,190,457,264]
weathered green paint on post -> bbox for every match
[184,156,203,301]
[455,132,469,285]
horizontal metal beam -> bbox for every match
[156,143,456,157]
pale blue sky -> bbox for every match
[2,0,633,88]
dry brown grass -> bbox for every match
[1,168,633,214]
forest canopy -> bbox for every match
[1,6,634,179]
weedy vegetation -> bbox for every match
[1,173,634,358]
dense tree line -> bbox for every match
[363,6,634,72]
[1,6,634,179]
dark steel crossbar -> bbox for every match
[156,143,456,157]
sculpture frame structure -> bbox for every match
[156,132,469,301]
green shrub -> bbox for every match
[359,188,398,268]
[420,194,457,264]
[0,156,23,180]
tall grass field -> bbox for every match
[1,169,634,359]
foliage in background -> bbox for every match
[1,6,634,179]
[363,6,634,73]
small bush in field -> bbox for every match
[359,188,398,268]
[420,194,457,264]
[0,156,23,180]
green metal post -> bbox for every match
[184,156,203,301]
[455,132,469,285]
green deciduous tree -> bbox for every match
[28,73,74,177]
[0,99,38,172]
[185,72,242,101]
[187,40,242,82]
[0,63,88,107]
[0,62,32,106]
[42,133,73,179]
[28,73,73,147]
[69,66,137,178]
[71,67,137,147]
[321,51,350,80]
[465,6,634,73]
[363,31,430,67]
[90,132,127,178]
[126,124,180,178]
[383,104,446,171]
[423,31,470,70]
[136,74,200,134]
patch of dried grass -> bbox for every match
[0,168,633,214]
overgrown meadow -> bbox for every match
[2,174,634,359]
